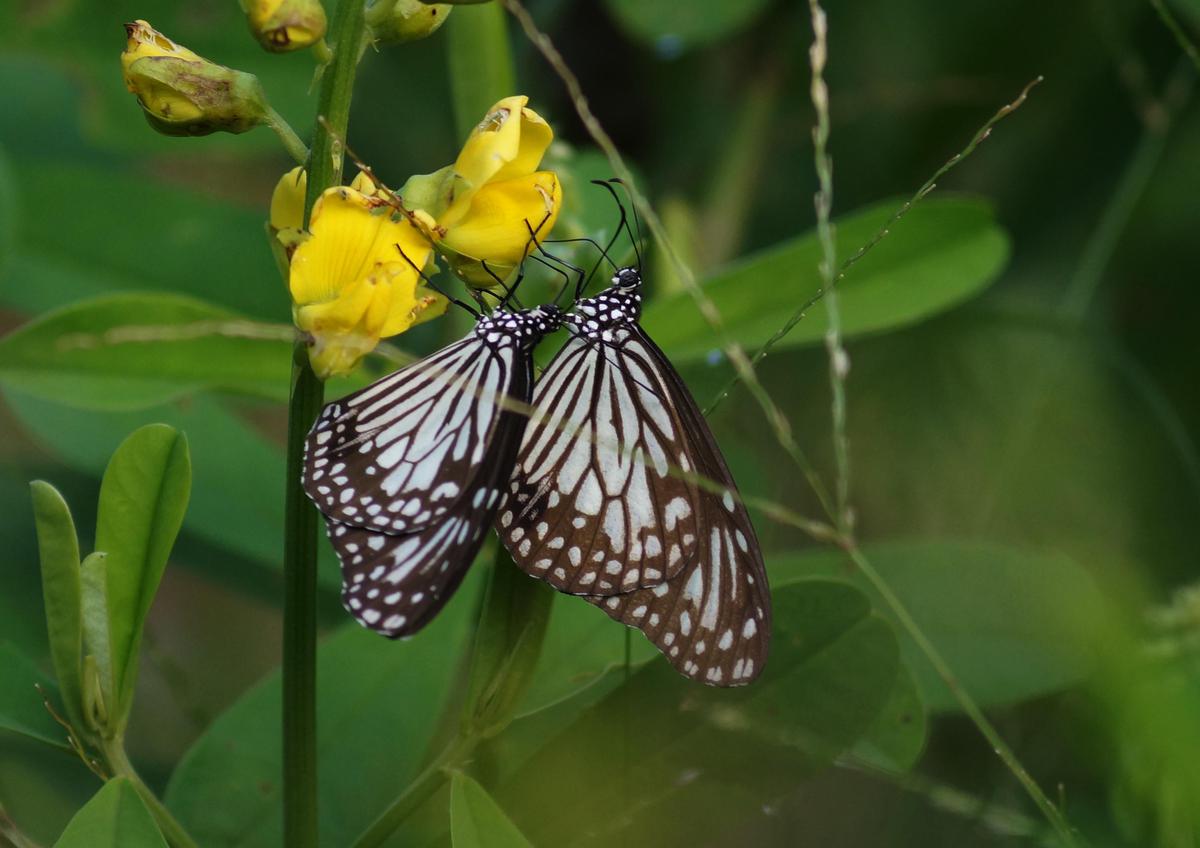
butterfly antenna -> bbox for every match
[522,218,585,305]
[395,243,479,318]
[479,260,523,309]
[609,178,645,270]
[592,179,641,272]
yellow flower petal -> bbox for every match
[442,96,554,228]
[270,166,307,233]
[289,186,436,377]
[244,0,327,51]
[440,171,562,268]
[121,20,202,72]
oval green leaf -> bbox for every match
[642,196,1010,362]
[165,576,482,848]
[29,479,85,732]
[450,772,533,848]
[52,778,167,848]
[94,424,191,731]
[0,293,293,410]
[772,540,1109,711]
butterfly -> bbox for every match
[302,304,563,637]
[497,264,771,686]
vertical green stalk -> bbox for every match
[283,2,367,847]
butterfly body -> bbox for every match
[303,305,563,637]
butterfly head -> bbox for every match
[476,304,564,349]
[567,268,643,333]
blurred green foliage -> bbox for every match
[1,0,1199,846]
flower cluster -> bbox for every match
[119,21,562,381]
[277,95,562,378]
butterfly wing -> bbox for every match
[583,328,771,686]
[328,393,527,637]
[498,332,705,595]
[303,336,512,534]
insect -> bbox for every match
[303,303,564,637]
[497,185,771,686]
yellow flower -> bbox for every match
[121,20,268,136]
[243,0,327,52]
[365,0,452,46]
[289,186,446,379]
[402,95,563,287]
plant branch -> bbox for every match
[841,546,1081,847]
[706,76,1042,416]
[282,2,367,847]
[102,740,199,848]
[264,106,310,165]
[807,0,851,534]
[1146,0,1200,72]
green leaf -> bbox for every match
[52,778,167,848]
[29,479,85,732]
[487,580,899,845]
[450,772,532,848]
[165,572,482,848]
[642,196,1010,362]
[517,592,657,717]
[461,551,555,738]
[94,425,191,730]
[850,660,928,773]
[773,541,1109,711]
[604,0,772,52]
[79,552,115,732]
[0,293,292,410]
[4,390,303,580]
[0,642,71,750]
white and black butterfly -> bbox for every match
[497,266,771,686]
[303,305,563,637]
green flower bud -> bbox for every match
[365,0,452,46]
[242,0,328,52]
[121,20,270,137]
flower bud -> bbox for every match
[121,20,269,136]
[243,0,328,52]
[365,0,452,46]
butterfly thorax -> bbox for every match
[566,268,643,340]
[474,305,564,350]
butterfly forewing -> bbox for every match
[586,325,771,685]
[499,271,771,686]
[303,338,512,534]
[304,307,562,639]
[499,331,704,595]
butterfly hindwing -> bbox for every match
[305,307,562,639]
[329,379,530,637]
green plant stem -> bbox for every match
[1146,0,1200,72]
[101,740,199,848]
[705,76,1042,417]
[807,0,851,534]
[264,106,310,165]
[351,736,476,848]
[281,2,366,848]
[842,546,1080,846]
